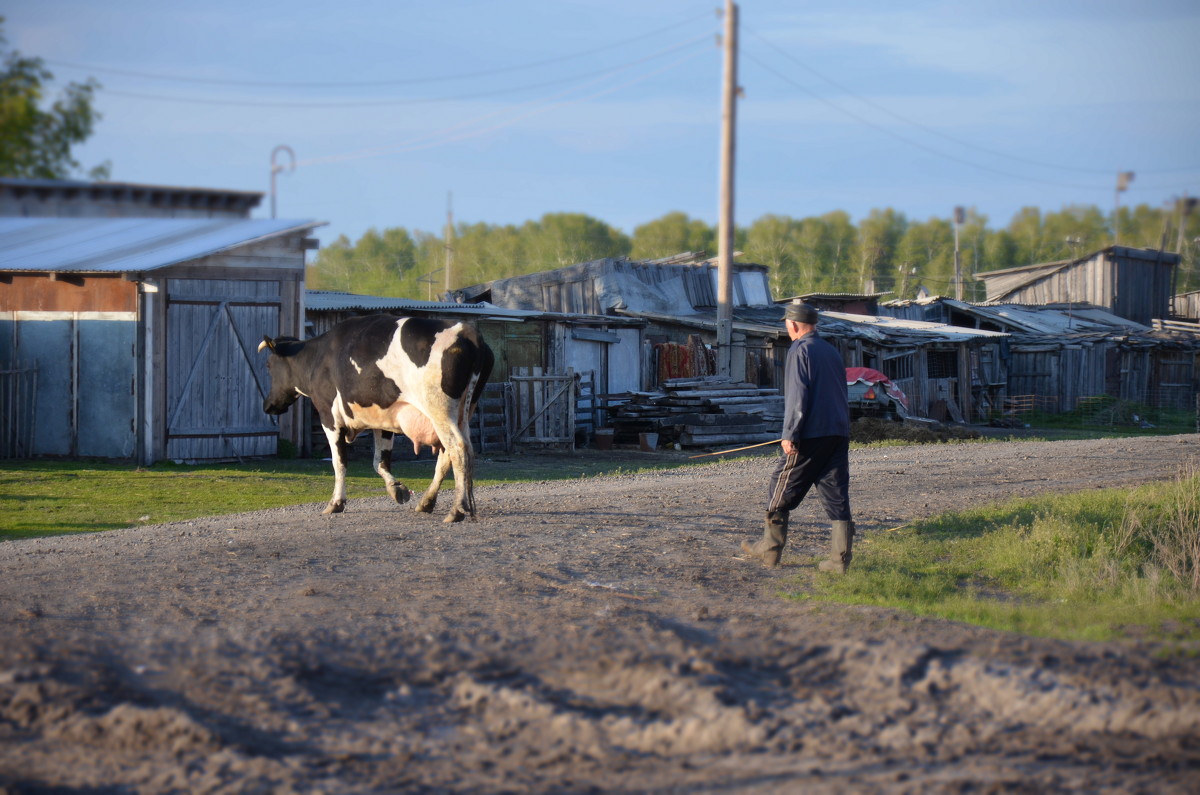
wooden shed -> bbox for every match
[882,296,1200,415]
[1175,289,1200,321]
[974,246,1180,326]
[0,217,321,462]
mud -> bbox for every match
[1,435,1198,793]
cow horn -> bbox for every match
[258,336,275,353]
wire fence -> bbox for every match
[1001,389,1199,434]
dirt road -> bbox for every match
[1,435,1198,794]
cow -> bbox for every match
[258,314,494,523]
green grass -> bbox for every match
[0,453,697,540]
[789,469,1200,644]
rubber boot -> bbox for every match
[818,520,854,573]
[740,510,788,567]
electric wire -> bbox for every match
[743,48,1195,194]
[296,47,710,168]
[43,11,713,89]
[744,26,1199,178]
[91,34,712,109]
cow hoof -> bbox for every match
[322,500,346,515]
[388,484,411,504]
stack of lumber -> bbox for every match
[608,376,783,448]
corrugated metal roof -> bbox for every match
[0,217,322,273]
[617,305,1008,344]
[306,290,545,318]
[306,291,645,325]
[884,296,1150,335]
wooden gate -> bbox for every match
[164,280,280,460]
[507,367,576,451]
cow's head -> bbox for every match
[258,335,307,415]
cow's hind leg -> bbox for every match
[322,425,351,514]
[426,420,474,523]
[373,430,411,504]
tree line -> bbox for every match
[308,202,1200,302]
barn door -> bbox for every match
[164,281,280,460]
[507,367,576,451]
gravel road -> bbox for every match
[1,434,1198,794]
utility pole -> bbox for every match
[443,192,455,296]
[716,0,739,377]
[952,205,965,301]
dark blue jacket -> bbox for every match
[781,332,849,442]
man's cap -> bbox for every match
[783,301,819,324]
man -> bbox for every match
[740,301,855,572]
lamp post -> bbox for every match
[270,145,296,219]
[1114,171,1134,245]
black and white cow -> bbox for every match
[258,314,494,523]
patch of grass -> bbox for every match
[789,467,1200,644]
[0,453,702,540]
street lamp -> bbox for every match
[1114,171,1134,245]
[270,145,296,219]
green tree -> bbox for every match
[631,212,715,260]
[0,18,108,179]
[743,214,803,298]
[855,208,907,294]
[896,217,953,299]
[306,227,418,296]
[522,212,630,270]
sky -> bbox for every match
[7,0,1200,253]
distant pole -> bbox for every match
[953,205,965,301]
[270,145,296,219]
[716,0,739,377]
[1114,171,1134,245]
[443,192,455,295]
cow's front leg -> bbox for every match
[373,430,411,504]
[322,425,350,514]
[416,450,452,516]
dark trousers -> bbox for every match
[767,436,851,520]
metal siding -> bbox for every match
[77,319,136,457]
[18,320,73,455]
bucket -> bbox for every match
[638,432,659,452]
[594,429,615,450]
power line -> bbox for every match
[43,11,713,89]
[92,34,712,109]
[296,48,710,168]
[743,49,1198,194]
[744,26,1200,179]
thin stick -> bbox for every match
[688,438,782,459]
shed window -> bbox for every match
[883,353,914,381]
[927,350,958,379]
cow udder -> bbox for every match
[398,404,443,454]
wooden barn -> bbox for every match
[973,245,1181,326]
[0,215,320,462]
